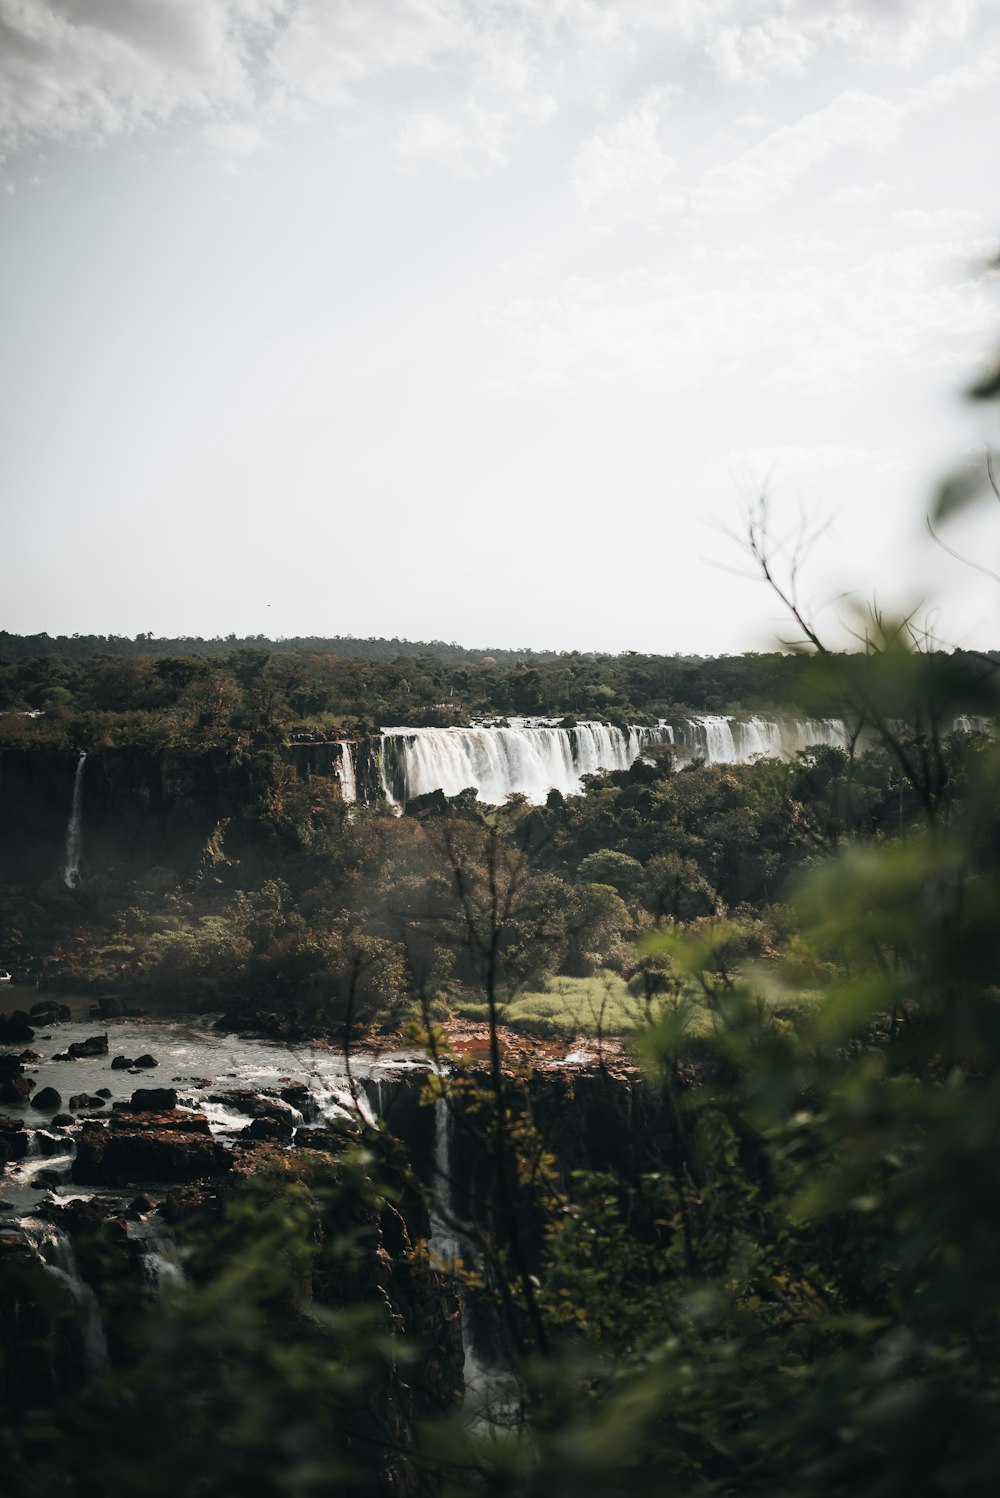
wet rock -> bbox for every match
[51,1113,75,1127]
[0,1073,33,1103]
[127,1088,178,1113]
[246,1108,295,1142]
[133,1055,158,1069]
[74,1116,231,1187]
[51,1052,72,1062]
[69,1094,106,1111]
[28,1001,71,1024]
[34,1131,63,1157]
[109,1109,211,1136]
[161,1187,210,1224]
[129,1193,157,1215]
[279,1081,317,1120]
[0,1052,25,1073]
[68,1034,108,1059]
[53,1196,117,1234]
[0,1012,35,1043]
[96,1088,112,1098]
[0,1117,28,1165]
[210,1088,296,1139]
[19,1049,42,1062]
[31,1087,62,1112]
[111,1056,133,1070]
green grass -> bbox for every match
[453,970,830,1040]
[456,973,662,1039]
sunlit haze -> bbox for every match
[3,0,999,653]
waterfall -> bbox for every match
[63,751,87,888]
[429,1094,462,1267]
[379,720,676,807]
[672,715,849,763]
[127,1220,186,1295]
[376,716,850,807]
[335,741,357,803]
[30,1222,110,1370]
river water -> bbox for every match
[0,999,431,1219]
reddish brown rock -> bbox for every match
[73,1116,231,1187]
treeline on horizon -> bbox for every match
[1,628,998,750]
[2,629,640,666]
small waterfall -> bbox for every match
[127,1221,186,1295]
[429,1095,462,1267]
[63,751,87,888]
[335,741,357,803]
[30,1222,110,1370]
[429,1092,510,1411]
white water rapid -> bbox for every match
[63,751,87,888]
[376,716,848,807]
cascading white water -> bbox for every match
[379,721,676,807]
[63,751,87,888]
[335,741,357,803]
[29,1222,110,1369]
[376,716,850,806]
[673,715,849,763]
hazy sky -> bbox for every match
[3,0,999,654]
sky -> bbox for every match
[2,0,1000,656]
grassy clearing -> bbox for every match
[453,970,828,1040]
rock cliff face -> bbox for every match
[0,746,259,881]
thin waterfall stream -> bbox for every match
[63,751,87,888]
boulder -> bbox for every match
[74,1119,231,1187]
[30,1087,62,1112]
[0,1052,25,1074]
[246,1108,295,1142]
[67,1034,108,1059]
[95,1088,112,1098]
[127,1088,178,1113]
[18,1049,42,1061]
[0,1074,34,1103]
[51,1052,72,1062]
[111,1056,133,1070]
[0,1118,28,1166]
[68,1093,106,1111]
[28,1001,71,1024]
[129,1193,157,1215]
[133,1055,158,1069]
[279,1081,315,1118]
[0,1012,35,1043]
[51,1113,75,1127]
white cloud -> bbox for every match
[571,87,676,207]
[831,182,885,205]
[268,0,467,107]
[202,119,268,156]
[725,444,903,481]
[893,207,981,233]
[394,88,555,176]
[484,237,1000,394]
[708,17,815,87]
[0,0,279,150]
[694,88,900,214]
